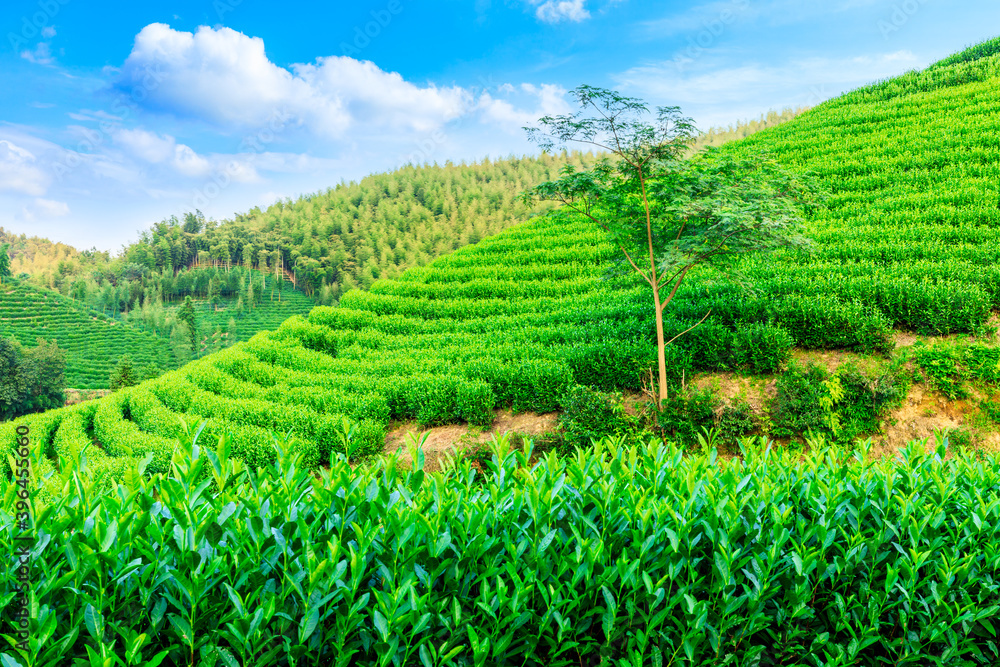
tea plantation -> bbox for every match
[5,41,1000,666]
[0,282,176,390]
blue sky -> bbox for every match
[1,0,998,252]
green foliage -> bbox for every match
[930,36,1000,69]
[178,295,197,353]
[980,398,1000,424]
[0,243,10,283]
[731,323,794,374]
[913,341,968,400]
[9,431,999,665]
[651,385,719,444]
[0,337,66,421]
[771,362,835,440]
[716,397,761,444]
[108,355,139,392]
[836,362,909,438]
[772,361,907,443]
[557,384,637,451]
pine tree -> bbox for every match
[109,355,138,392]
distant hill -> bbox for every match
[0,281,175,389]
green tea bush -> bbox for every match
[671,323,734,372]
[653,385,718,443]
[731,323,794,373]
[564,340,655,390]
[964,343,1000,384]
[770,362,831,439]
[511,359,573,413]
[716,397,760,444]
[912,342,967,399]
[557,384,636,450]
[6,430,1000,666]
[770,294,894,353]
[836,362,908,438]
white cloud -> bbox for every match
[528,0,591,23]
[113,127,215,177]
[478,83,572,131]
[0,140,48,196]
[171,144,212,177]
[114,128,175,163]
[41,26,56,38]
[117,24,470,137]
[34,198,70,217]
[615,50,923,128]
[20,42,54,65]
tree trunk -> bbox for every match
[651,281,668,408]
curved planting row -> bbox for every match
[0,282,176,388]
[6,51,1000,487]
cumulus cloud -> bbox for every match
[113,127,244,179]
[478,83,572,132]
[0,140,48,196]
[528,0,590,23]
[116,24,470,137]
[114,128,176,163]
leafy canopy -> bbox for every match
[523,85,822,299]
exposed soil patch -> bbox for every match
[384,409,558,472]
[691,373,774,414]
[871,384,967,458]
[64,389,110,407]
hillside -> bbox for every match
[6,44,1000,481]
[6,38,1000,667]
[0,281,176,389]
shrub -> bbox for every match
[770,362,831,440]
[836,362,908,439]
[716,397,760,444]
[652,385,719,444]
[912,342,966,399]
[564,340,655,390]
[558,384,636,451]
[732,323,794,374]
[511,359,574,413]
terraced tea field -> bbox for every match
[7,49,1000,486]
[6,39,1000,667]
[176,276,316,343]
[0,282,176,390]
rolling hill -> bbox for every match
[0,281,176,390]
[6,42,1000,481]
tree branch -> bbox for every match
[658,264,691,313]
[557,200,652,285]
[663,309,713,347]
